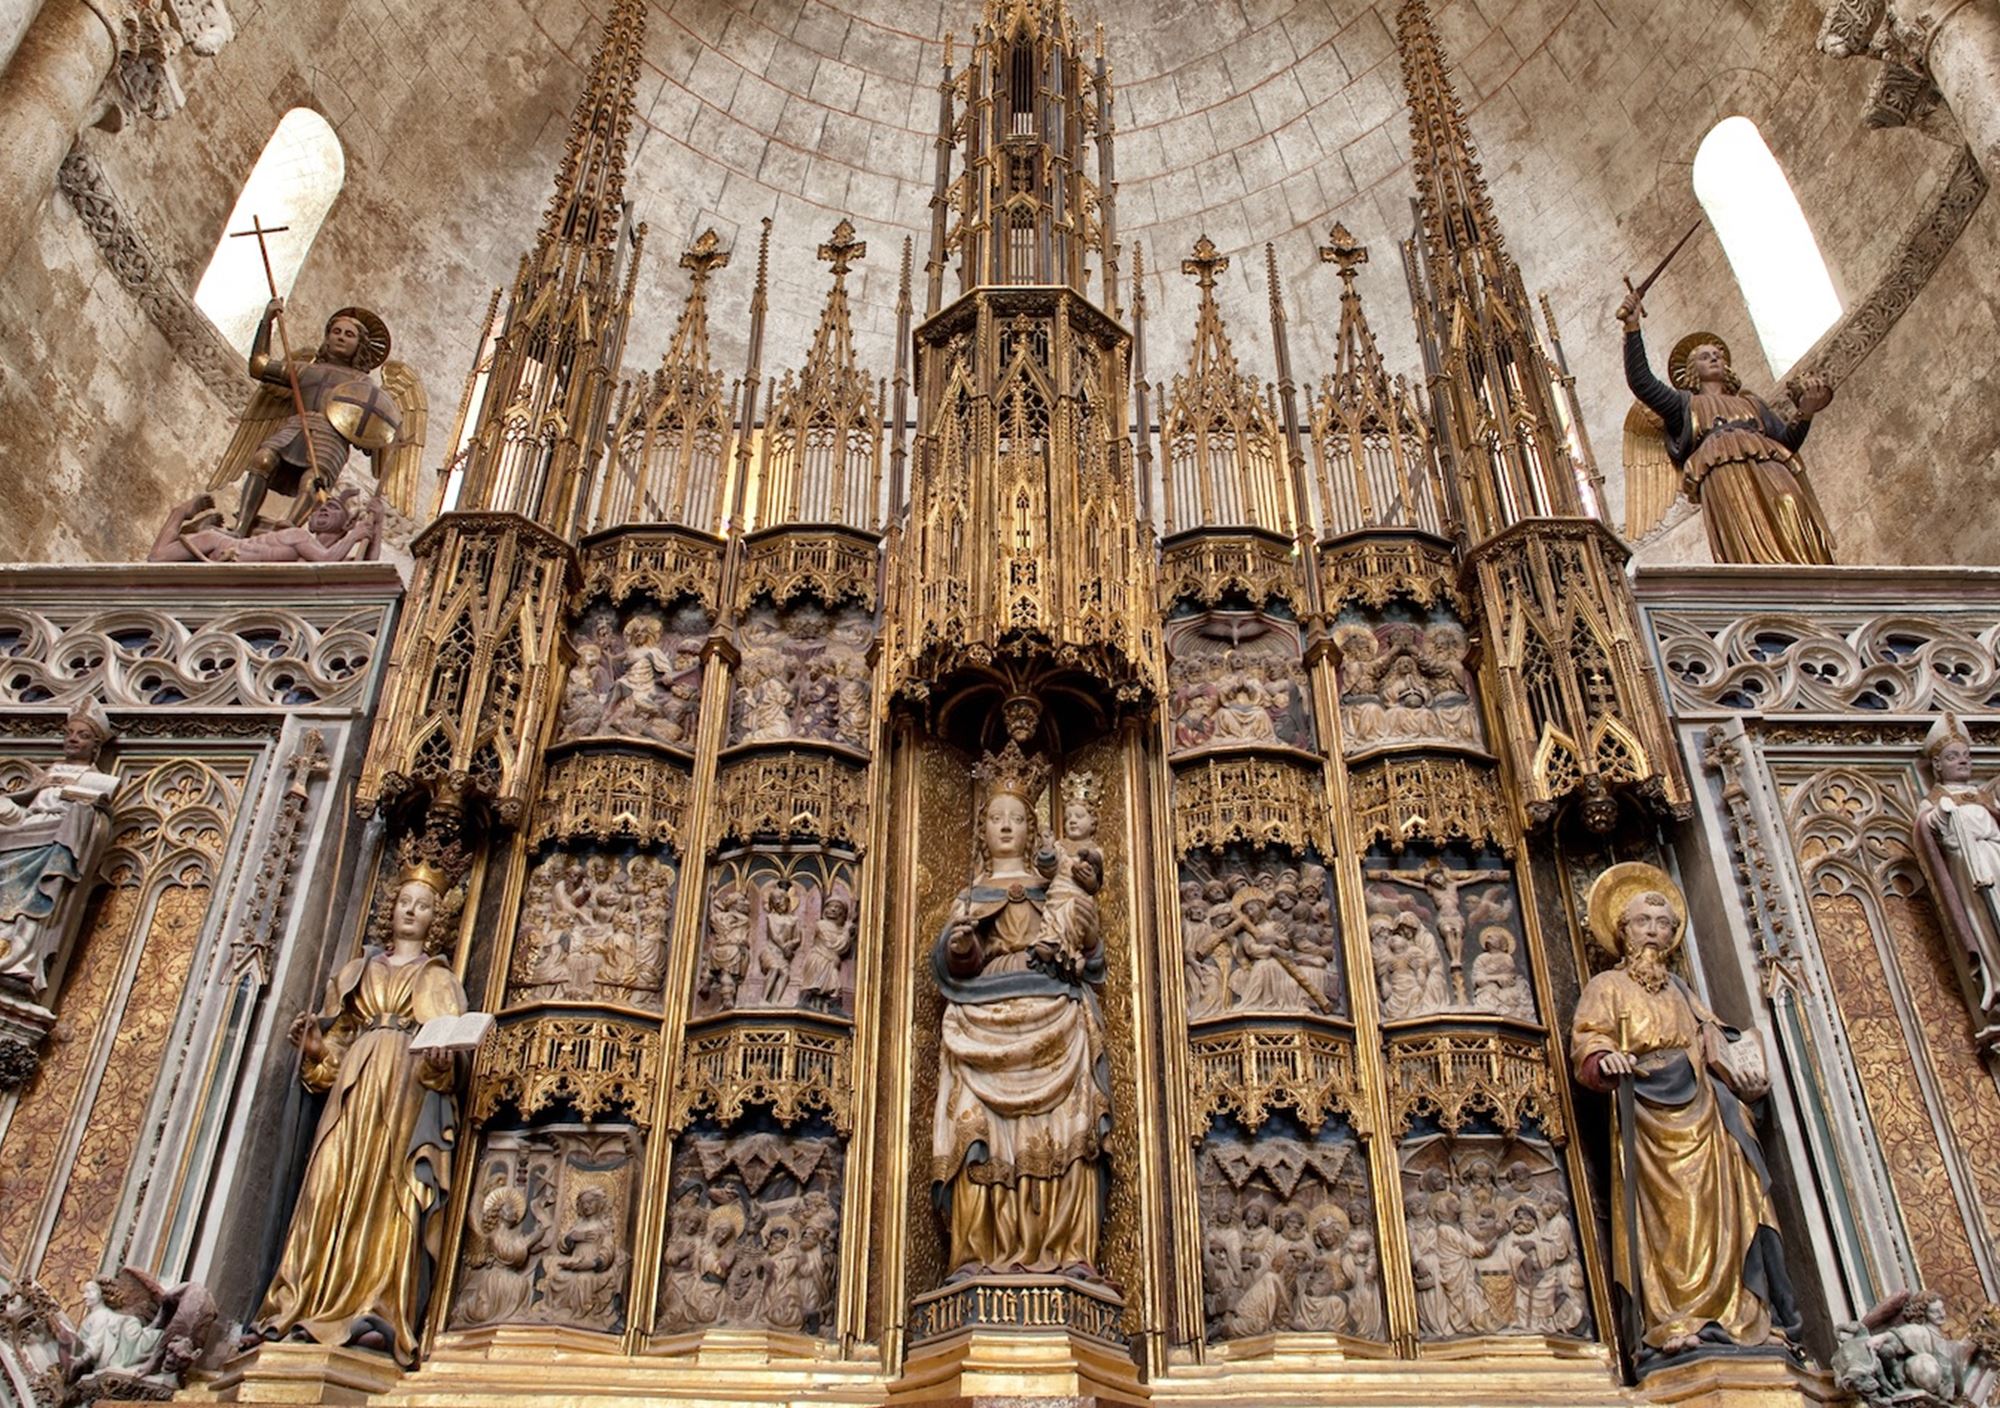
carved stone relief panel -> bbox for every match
[450,1125,642,1335]
[694,849,857,1019]
[1165,609,1313,755]
[1363,846,1534,1024]
[1399,1127,1591,1341]
[1332,605,1485,756]
[1196,1119,1384,1341]
[653,1125,843,1338]
[731,600,874,753]
[1180,846,1344,1020]
[506,847,678,1011]
[555,599,710,749]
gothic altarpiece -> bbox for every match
[3,1,1999,1407]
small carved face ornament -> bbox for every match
[1618,893,1677,958]
[983,793,1029,862]
[324,317,364,364]
[391,879,440,944]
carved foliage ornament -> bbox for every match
[1385,1028,1566,1142]
[471,1016,658,1128]
[529,751,687,850]
[1188,1026,1370,1137]
[578,527,722,613]
[737,529,881,614]
[1316,534,1466,615]
[711,749,868,852]
[1173,754,1330,854]
[1158,532,1302,613]
[666,1022,852,1134]
[1348,755,1515,856]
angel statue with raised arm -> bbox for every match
[221,299,404,534]
[1617,287,1834,565]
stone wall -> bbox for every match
[0,0,1992,567]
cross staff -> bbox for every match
[1621,220,1703,307]
[230,215,325,503]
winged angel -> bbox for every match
[211,297,428,531]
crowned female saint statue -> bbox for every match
[223,298,403,534]
[258,863,468,1363]
[932,741,1112,1280]
[1913,714,2000,1048]
[1617,288,1835,565]
[1572,863,1799,1361]
[0,699,116,998]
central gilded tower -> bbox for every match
[890,0,1153,714]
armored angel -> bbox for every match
[220,299,411,533]
[1617,290,1834,565]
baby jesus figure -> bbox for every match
[1033,771,1104,982]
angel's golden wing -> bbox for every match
[210,373,297,491]
[375,359,429,519]
[1620,402,1683,543]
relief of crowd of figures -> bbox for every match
[731,600,874,752]
[556,601,710,749]
[1181,848,1345,1019]
[1364,850,1536,1023]
[695,851,857,1018]
[507,848,678,1010]
[451,1127,641,1334]
[1197,1125,1384,1340]
[1166,611,1313,754]
[654,1130,842,1337]
[1401,1133,1589,1340]
[1332,610,1486,755]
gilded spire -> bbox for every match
[536,0,646,260]
[664,228,728,384]
[1320,223,1390,405]
[1396,0,1502,267]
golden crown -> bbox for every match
[973,740,1048,805]
[397,860,451,895]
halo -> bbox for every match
[1668,331,1732,391]
[327,305,392,372]
[1584,861,1685,958]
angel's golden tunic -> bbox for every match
[259,951,464,1363]
[1571,968,1783,1350]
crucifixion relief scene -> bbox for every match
[2,0,2000,1405]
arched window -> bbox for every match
[1692,116,1840,377]
[194,108,345,356]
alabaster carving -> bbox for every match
[1333,613,1484,754]
[148,487,384,563]
[451,1126,640,1334]
[556,601,709,748]
[932,742,1112,1280]
[654,1131,842,1337]
[1180,850,1342,1020]
[1572,863,1798,1361]
[1832,1289,1984,1407]
[1197,1127,1383,1341]
[1400,1135,1587,1339]
[1,1267,221,1404]
[694,853,857,1018]
[1364,853,1528,1020]
[257,868,468,1363]
[1914,714,2000,1049]
[508,850,677,1010]
[732,601,873,751]
[0,700,116,999]
[1166,610,1312,754]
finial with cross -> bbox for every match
[1181,234,1229,289]
[818,219,867,278]
[1319,222,1368,286]
[679,228,730,288]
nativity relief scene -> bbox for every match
[6,0,2000,1405]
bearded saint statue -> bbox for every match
[1572,863,1800,1361]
